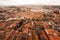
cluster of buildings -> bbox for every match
[0,6,60,40]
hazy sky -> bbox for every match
[0,0,60,6]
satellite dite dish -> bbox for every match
[0,0,60,6]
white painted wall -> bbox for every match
[0,0,60,6]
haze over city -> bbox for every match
[0,0,60,6]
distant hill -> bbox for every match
[0,5,60,9]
